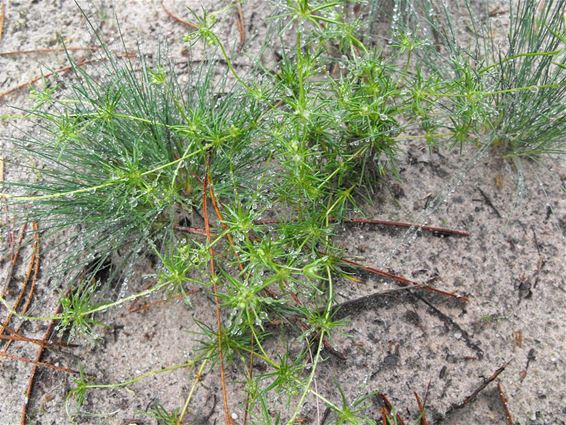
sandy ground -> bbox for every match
[0,1,565,424]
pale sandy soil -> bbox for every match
[0,1,564,424]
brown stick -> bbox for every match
[344,218,470,237]
[161,0,197,29]
[206,179,253,425]
[497,380,514,425]
[0,332,48,347]
[202,160,233,425]
[208,181,244,272]
[0,351,76,375]
[338,257,468,302]
[10,223,27,265]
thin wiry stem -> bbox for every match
[203,154,233,425]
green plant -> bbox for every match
[387,0,566,157]
[2,0,565,424]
